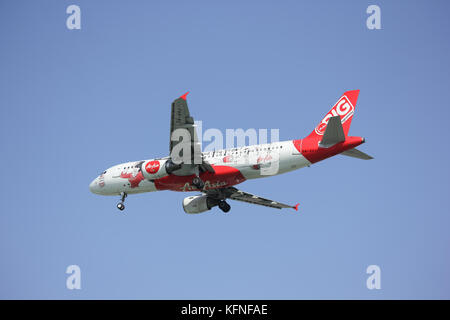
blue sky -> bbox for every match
[1,0,449,299]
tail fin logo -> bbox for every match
[314,95,355,135]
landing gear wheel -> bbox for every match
[218,200,231,213]
[192,176,204,190]
[116,192,127,211]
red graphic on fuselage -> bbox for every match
[145,160,160,174]
[257,154,272,163]
[98,174,105,187]
[180,180,228,192]
[154,165,246,192]
[120,171,145,188]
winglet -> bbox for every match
[293,203,299,211]
[180,91,190,100]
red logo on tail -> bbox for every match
[315,95,354,135]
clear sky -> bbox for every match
[1,0,450,299]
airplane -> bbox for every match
[89,90,372,213]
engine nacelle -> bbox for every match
[141,159,169,179]
[141,158,183,180]
[183,195,213,214]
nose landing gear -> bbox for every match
[117,192,127,211]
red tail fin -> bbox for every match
[306,90,360,141]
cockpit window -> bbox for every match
[102,170,107,174]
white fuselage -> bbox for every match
[89,140,311,196]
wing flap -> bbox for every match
[206,187,298,210]
[229,190,296,209]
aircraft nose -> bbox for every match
[89,177,100,194]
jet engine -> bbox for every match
[183,195,216,214]
[141,158,182,180]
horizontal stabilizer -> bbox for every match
[340,148,373,160]
[319,116,345,147]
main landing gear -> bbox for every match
[218,200,231,213]
[192,176,205,190]
[117,192,127,211]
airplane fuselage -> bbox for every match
[89,137,364,196]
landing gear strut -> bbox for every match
[117,192,127,211]
[218,200,231,213]
[192,176,205,190]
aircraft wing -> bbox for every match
[205,187,299,211]
[169,92,202,164]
